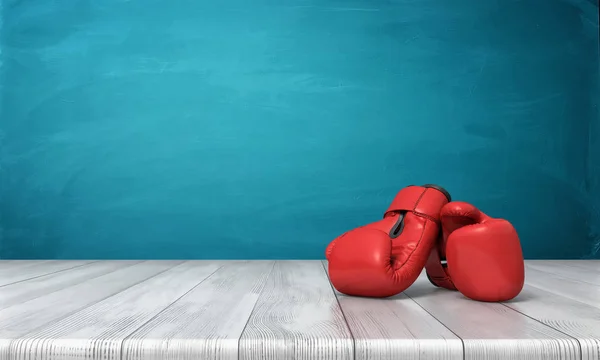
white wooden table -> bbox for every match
[0,260,598,360]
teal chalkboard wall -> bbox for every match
[0,0,599,259]
[589,0,600,257]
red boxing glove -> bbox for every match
[326,184,451,298]
[425,201,525,302]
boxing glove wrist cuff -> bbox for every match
[425,246,457,290]
[384,184,451,221]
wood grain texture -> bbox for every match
[525,266,600,309]
[239,260,353,360]
[0,261,141,310]
[505,284,600,360]
[8,261,222,360]
[322,260,462,360]
[0,260,93,286]
[530,260,600,272]
[123,261,274,360]
[404,273,581,360]
[526,260,600,286]
[0,259,598,360]
[0,261,52,272]
[0,261,182,359]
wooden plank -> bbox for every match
[0,260,93,286]
[525,266,600,309]
[0,261,52,272]
[322,261,463,360]
[403,273,581,360]
[123,261,274,360]
[0,260,594,360]
[505,284,600,360]
[8,260,223,360]
[0,261,141,310]
[527,260,600,272]
[526,260,600,285]
[239,260,353,360]
[0,260,181,360]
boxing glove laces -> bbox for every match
[425,201,525,302]
[326,184,451,298]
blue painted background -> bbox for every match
[0,0,598,259]
[590,0,600,257]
